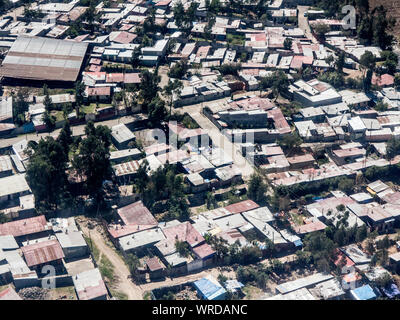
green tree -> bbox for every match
[394,73,400,89]
[172,0,185,27]
[260,70,289,101]
[131,46,141,69]
[84,0,98,34]
[283,37,293,50]
[356,224,368,243]
[74,81,85,118]
[43,87,53,113]
[277,132,303,154]
[26,137,69,211]
[168,59,189,79]
[248,174,267,203]
[338,177,354,194]
[126,253,141,281]
[313,23,330,41]
[163,79,183,115]
[147,96,167,125]
[13,88,29,125]
[72,122,112,203]
[335,52,345,74]
[57,121,73,156]
[303,232,337,272]
[139,69,161,107]
[175,240,191,257]
[373,5,395,50]
[42,111,56,131]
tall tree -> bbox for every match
[163,79,183,115]
[72,122,112,202]
[57,121,73,156]
[26,137,69,212]
[139,69,161,107]
[74,81,85,118]
[13,88,29,125]
[248,174,267,203]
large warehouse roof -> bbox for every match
[0,36,88,82]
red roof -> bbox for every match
[89,58,101,65]
[0,287,22,300]
[334,249,355,267]
[89,65,102,72]
[106,73,124,83]
[294,219,327,234]
[267,108,291,133]
[146,257,164,271]
[287,154,315,164]
[0,215,48,237]
[118,201,157,227]
[87,86,111,96]
[372,73,394,87]
[78,282,107,300]
[192,243,215,259]
[162,221,204,247]
[21,239,65,267]
[112,31,137,44]
[224,200,259,214]
[108,201,157,239]
[155,0,171,6]
[290,55,304,69]
[75,269,107,300]
[124,73,141,84]
[196,46,211,58]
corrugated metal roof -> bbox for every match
[21,239,65,267]
[0,215,48,237]
[0,36,88,82]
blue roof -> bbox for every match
[194,277,227,300]
[351,285,377,300]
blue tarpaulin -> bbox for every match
[294,239,303,247]
[382,283,400,299]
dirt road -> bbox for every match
[297,6,318,44]
[140,267,236,292]
[78,220,144,300]
[176,100,255,180]
[0,115,140,149]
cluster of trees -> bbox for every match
[236,257,292,289]
[167,59,189,79]
[386,138,400,161]
[26,121,113,213]
[260,70,289,101]
[379,51,399,75]
[134,162,190,221]
[205,233,267,265]
[173,0,199,31]
[277,132,303,154]
[315,1,395,50]
[217,63,242,77]
[365,164,400,182]
[274,176,356,202]
[0,0,11,13]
